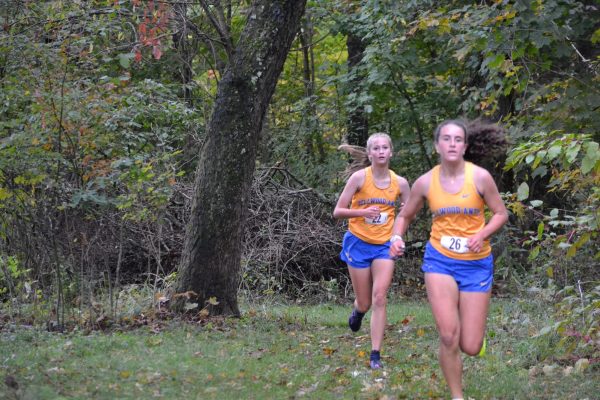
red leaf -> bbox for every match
[152,46,162,60]
[135,50,142,62]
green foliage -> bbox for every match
[0,0,201,197]
[314,0,600,183]
[535,284,600,363]
[504,131,599,361]
[0,256,30,299]
[0,1,204,328]
[506,132,600,182]
[506,133,599,271]
[266,11,349,190]
[0,254,50,324]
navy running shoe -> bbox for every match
[370,350,383,369]
[369,358,383,369]
[348,308,365,332]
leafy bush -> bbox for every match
[505,132,599,284]
[536,284,600,364]
[505,132,599,361]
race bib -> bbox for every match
[440,235,470,253]
[365,212,388,225]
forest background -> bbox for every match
[0,0,598,377]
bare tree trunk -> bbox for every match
[299,12,325,163]
[174,0,307,316]
[346,32,368,147]
[171,2,198,171]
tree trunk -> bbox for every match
[171,2,198,172]
[174,0,307,316]
[299,12,325,163]
[346,32,368,147]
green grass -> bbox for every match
[1,299,598,399]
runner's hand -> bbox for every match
[467,234,484,253]
[390,238,405,257]
[363,206,381,219]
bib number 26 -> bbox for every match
[440,236,470,254]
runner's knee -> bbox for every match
[356,300,371,313]
[439,328,460,348]
[460,338,483,356]
[371,290,387,308]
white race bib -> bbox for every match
[440,236,470,253]
[365,212,388,225]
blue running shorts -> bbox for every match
[340,231,394,269]
[421,241,494,292]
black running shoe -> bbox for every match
[348,308,365,332]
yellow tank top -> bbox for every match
[348,167,402,244]
[427,162,491,260]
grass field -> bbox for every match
[1,299,598,399]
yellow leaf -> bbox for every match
[207,296,219,305]
[357,350,367,358]
[437,18,451,34]
[546,267,554,278]
[119,370,131,379]
[322,347,337,356]
[567,244,577,258]
[417,328,425,337]
[199,308,209,318]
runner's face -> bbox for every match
[368,137,392,165]
[435,124,466,162]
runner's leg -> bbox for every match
[459,291,491,355]
[369,259,395,351]
[425,272,463,399]
[348,265,372,314]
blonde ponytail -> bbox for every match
[338,132,393,178]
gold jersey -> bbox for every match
[427,162,491,260]
[348,167,402,244]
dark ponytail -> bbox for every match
[464,119,508,165]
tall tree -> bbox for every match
[334,0,370,147]
[299,11,326,163]
[345,32,368,147]
[174,0,307,316]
